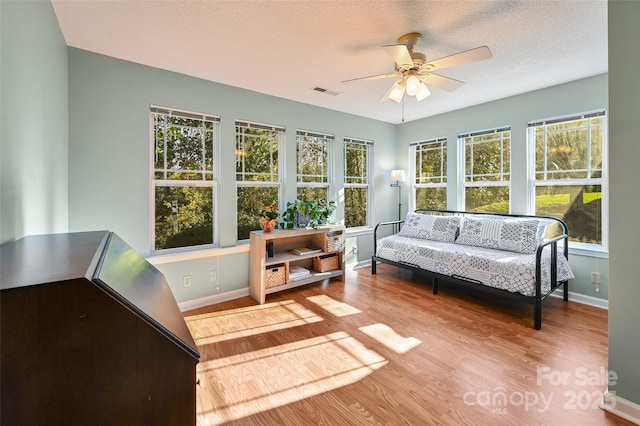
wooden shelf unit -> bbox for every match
[249,226,345,304]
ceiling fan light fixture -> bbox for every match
[415,83,431,101]
[405,74,421,96]
[388,81,405,103]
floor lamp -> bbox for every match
[390,169,406,231]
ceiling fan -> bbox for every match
[342,33,492,103]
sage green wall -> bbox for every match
[67,48,396,302]
[608,0,640,407]
[0,0,68,245]
[396,74,609,302]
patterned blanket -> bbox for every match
[376,235,574,297]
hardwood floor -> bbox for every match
[184,263,633,426]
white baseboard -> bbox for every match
[550,288,608,309]
[600,391,640,425]
[179,288,250,312]
[177,266,608,312]
[351,259,372,269]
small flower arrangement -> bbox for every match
[258,204,279,220]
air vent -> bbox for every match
[312,86,340,96]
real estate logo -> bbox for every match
[462,366,618,414]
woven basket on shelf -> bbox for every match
[313,254,339,273]
[324,233,344,252]
[265,264,286,288]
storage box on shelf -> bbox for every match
[313,253,339,272]
[249,226,345,304]
[324,228,344,252]
[265,264,286,288]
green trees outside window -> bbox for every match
[296,130,332,214]
[344,138,371,228]
[236,121,283,241]
[461,128,511,214]
[152,107,218,251]
[531,112,605,245]
[413,138,447,210]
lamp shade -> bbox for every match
[388,81,405,103]
[390,169,406,182]
[415,83,431,101]
[405,74,421,96]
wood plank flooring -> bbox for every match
[184,263,633,426]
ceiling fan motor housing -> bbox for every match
[395,52,426,72]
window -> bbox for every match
[236,120,284,241]
[411,137,447,210]
[344,137,373,228]
[151,106,219,252]
[528,110,606,246]
[459,127,511,213]
[296,130,332,202]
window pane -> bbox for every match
[535,185,602,244]
[236,127,279,182]
[415,141,446,184]
[535,115,603,180]
[154,113,214,181]
[296,187,328,203]
[155,185,213,250]
[345,187,367,227]
[237,186,279,241]
[465,186,509,214]
[152,107,218,252]
[345,142,366,184]
[297,135,328,183]
[465,133,510,182]
[415,187,447,210]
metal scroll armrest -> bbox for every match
[373,220,404,257]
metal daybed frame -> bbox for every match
[371,209,570,330]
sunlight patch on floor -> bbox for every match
[359,323,422,354]
[306,294,362,317]
[184,300,323,345]
[195,331,387,425]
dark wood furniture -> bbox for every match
[0,231,200,425]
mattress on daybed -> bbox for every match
[376,235,574,297]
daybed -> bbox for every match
[372,209,574,329]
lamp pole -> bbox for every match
[390,169,406,232]
[391,180,402,221]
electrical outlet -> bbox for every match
[591,272,601,284]
[183,275,192,288]
[209,270,217,283]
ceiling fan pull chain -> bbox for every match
[402,96,405,123]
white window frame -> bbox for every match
[458,126,511,212]
[296,129,333,200]
[410,137,447,211]
[150,105,220,254]
[343,137,373,229]
[235,120,285,242]
[527,109,608,252]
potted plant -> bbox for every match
[278,198,336,229]
[258,204,279,232]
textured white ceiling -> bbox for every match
[51,0,607,124]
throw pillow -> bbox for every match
[398,213,460,243]
[455,216,539,253]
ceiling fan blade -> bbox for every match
[422,46,492,72]
[420,73,465,92]
[382,44,414,70]
[341,71,402,85]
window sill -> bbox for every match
[147,244,249,265]
[568,243,609,259]
[346,227,374,238]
